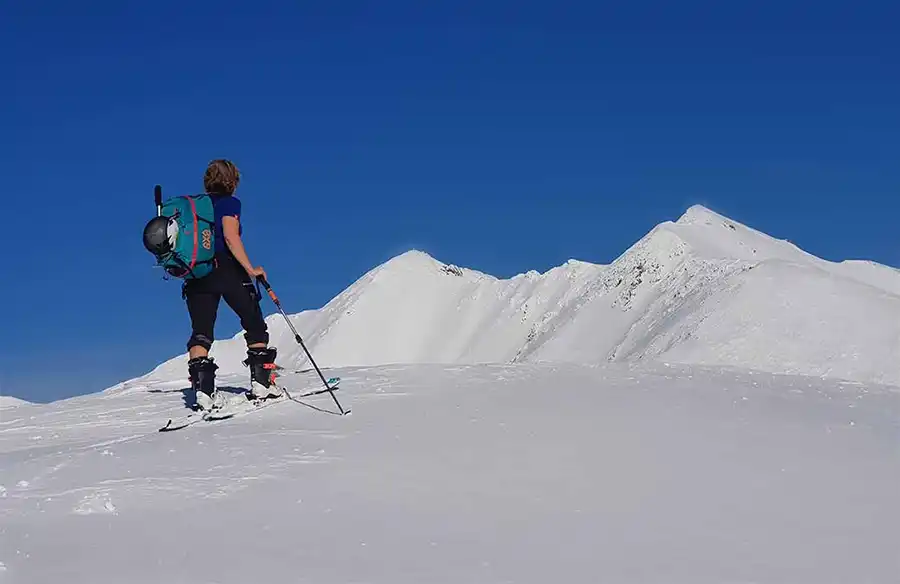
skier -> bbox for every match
[183,159,283,410]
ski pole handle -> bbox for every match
[256,275,280,305]
[154,184,162,216]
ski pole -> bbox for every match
[256,276,347,415]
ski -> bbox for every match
[158,377,342,432]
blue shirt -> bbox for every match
[210,194,241,255]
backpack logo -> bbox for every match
[201,229,212,250]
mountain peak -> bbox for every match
[676,204,738,227]
[375,249,492,281]
[645,203,801,264]
[377,249,438,269]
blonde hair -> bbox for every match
[203,159,241,195]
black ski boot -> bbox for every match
[244,347,282,400]
[188,356,222,410]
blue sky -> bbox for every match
[1,0,897,402]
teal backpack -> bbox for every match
[142,185,217,280]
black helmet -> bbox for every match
[143,216,173,257]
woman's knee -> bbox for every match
[187,333,214,352]
[243,328,268,346]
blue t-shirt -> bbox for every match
[211,194,241,255]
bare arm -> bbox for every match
[222,215,265,279]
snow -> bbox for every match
[0,395,31,409]
[2,204,899,582]
[1,364,899,582]
[126,204,900,389]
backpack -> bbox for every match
[142,185,217,280]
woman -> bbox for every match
[184,159,282,410]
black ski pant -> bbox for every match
[183,253,269,352]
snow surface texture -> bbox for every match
[0,396,31,409]
[1,363,899,583]
[129,204,900,390]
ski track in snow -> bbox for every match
[2,363,899,583]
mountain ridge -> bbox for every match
[117,204,900,393]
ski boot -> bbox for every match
[188,356,226,411]
[244,347,283,401]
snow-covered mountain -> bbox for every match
[130,204,899,390]
[4,205,899,583]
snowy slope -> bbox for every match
[4,205,899,582]
[0,396,31,409]
[127,204,900,391]
[529,206,900,386]
[2,363,898,583]
[132,251,605,385]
